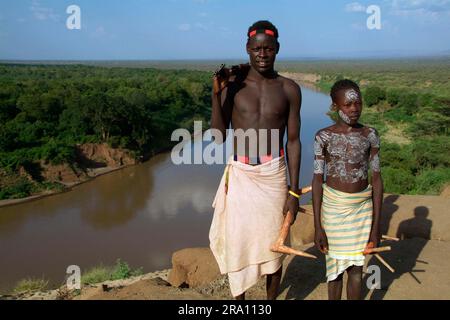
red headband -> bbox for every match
[248,29,276,38]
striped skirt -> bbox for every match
[322,184,373,282]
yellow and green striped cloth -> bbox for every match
[322,184,373,282]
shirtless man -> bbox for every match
[209,20,302,300]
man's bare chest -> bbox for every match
[232,83,288,118]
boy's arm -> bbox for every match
[283,81,302,223]
[368,129,383,247]
[312,132,328,253]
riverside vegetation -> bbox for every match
[0,64,211,200]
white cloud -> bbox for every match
[386,0,450,18]
[178,23,191,31]
[345,2,366,12]
[194,22,208,31]
[30,0,59,21]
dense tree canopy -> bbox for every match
[0,64,212,199]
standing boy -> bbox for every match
[312,79,383,300]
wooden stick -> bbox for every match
[382,235,400,241]
[375,254,395,273]
[299,186,312,194]
[271,211,317,259]
[271,244,318,259]
[271,186,316,259]
[364,246,392,254]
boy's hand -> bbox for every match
[283,195,299,225]
[315,228,329,254]
[363,230,380,255]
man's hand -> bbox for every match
[212,64,231,96]
[283,195,299,225]
[212,63,250,96]
[314,228,329,254]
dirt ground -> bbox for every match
[69,237,449,300]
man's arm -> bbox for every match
[210,74,233,141]
[368,129,383,247]
[283,80,301,222]
[312,132,328,253]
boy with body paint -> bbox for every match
[312,79,384,300]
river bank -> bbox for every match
[0,143,139,208]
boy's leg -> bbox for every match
[328,273,344,300]
[346,265,363,300]
[266,266,283,300]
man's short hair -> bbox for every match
[247,20,279,40]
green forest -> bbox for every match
[0,64,211,200]
[279,59,450,195]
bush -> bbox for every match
[380,142,416,172]
[81,265,111,285]
[413,168,450,195]
[80,259,144,285]
[0,178,35,200]
[382,167,416,194]
[398,93,418,115]
[386,89,402,106]
[364,86,386,107]
[40,140,76,165]
[13,278,48,294]
[408,111,450,137]
[412,136,450,168]
[111,259,143,280]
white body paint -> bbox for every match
[313,127,381,182]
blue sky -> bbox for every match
[0,0,449,60]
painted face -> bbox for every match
[338,110,352,125]
[335,88,362,125]
[246,33,278,74]
[344,89,360,104]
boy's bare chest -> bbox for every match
[321,131,370,165]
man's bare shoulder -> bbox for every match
[278,74,301,101]
[278,74,300,90]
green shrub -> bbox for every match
[413,168,450,195]
[81,265,112,285]
[364,86,386,107]
[0,178,35,199]
[13,278,48,294]
[382,167,416,194]
[386,89,402,106]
